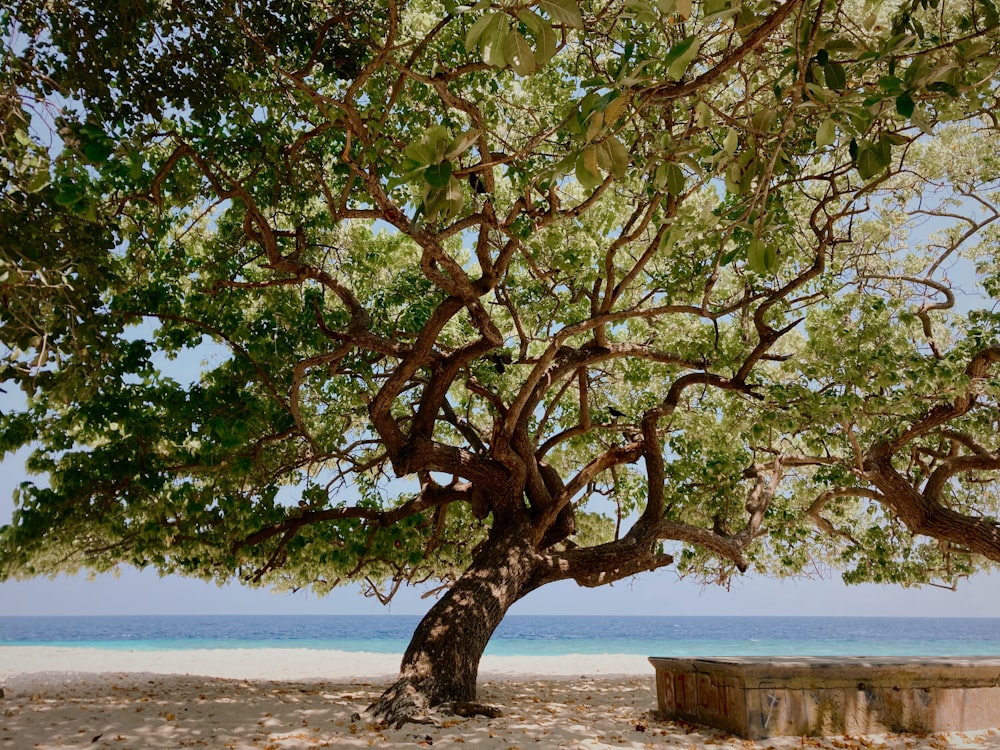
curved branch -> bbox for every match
[505,311,712,440]
[863,453,1000,562]
[806,487,883,545]
[658,522,753,572]
[863,273,956,358]
[859,346,1000,560]
[289,344,354,452]
[529,539,674,590]
[369,297,465,459]
[236,479,471,553]
[873,346,1000,457]
[924,452,1000,503]
[642,0,807,102]
[531,443,643,548]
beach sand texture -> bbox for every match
[2,648,999,749]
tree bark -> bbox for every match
[367,519,540,726]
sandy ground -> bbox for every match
[1,647,999,749]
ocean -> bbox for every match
[1,615,999,657]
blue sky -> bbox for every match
[3,559,1000,617]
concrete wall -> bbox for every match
[649,656,1000,739]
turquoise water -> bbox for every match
[1,615,998,657]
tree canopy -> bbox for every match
[3,0,1000,716]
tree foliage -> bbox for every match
[3,0,1000,675]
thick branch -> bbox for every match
[858,346,1000,560]
[872,346,1000,458]
[529,539,674,590]
[863,453,1000,562]
[924,453,1000,503]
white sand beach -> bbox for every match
[1,647,998,749]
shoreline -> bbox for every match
[2,648,999,749]
[0,646,653,682]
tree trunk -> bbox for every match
[367,521,539,726]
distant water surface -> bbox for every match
[1,615,998,657]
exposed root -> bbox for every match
[446,701,504,719]
[364,678,503,729]
[365,677,438,729]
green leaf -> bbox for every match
[927,80,960,97]
[878,75,903,94]
[424,161,453,189]
[856,141,887,179]
[703,0,737,23]
[504,29,536,75]
[723,128,738,155]
[804,83,830,103]
[747,239,767,274]
[603,94,628,127]
[54,184,84,206]
[584,110,605,143]
[25,169,51,193]
[658,228,677,254]
[79,123,106,139]
[624,0,658,25]
[747,239,778,274]
[83,140,114,163]
[903,56,929,86]
[825,37,859,53]
[823,61,846,91]
[895,92,915,118]
[538,0,584,28]
[724,161,742,195]
[764,244,778,273]
[427,126,453,159]
[404,130,446,167]
[465,12,500,53]
[553,152,578,178]
[519,10,557,67]
[445,130,480,160]
[663,162,685,197]
[575,146,602,189]
[600,136,630,179]
[910,105,934,135]
[816,118,836,148]
[482,23,510,68]
[666,36,701,81]
[751,108,776,133]
[694,101,711,128]
[423,177,465,221]
[956,40,993,62]
[981,0,1000,26]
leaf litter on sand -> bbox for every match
[3,675,1000,749]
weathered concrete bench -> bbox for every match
[649,656,1000,739]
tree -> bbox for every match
[3,0,1000,723]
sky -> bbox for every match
[3,556,1000,618]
